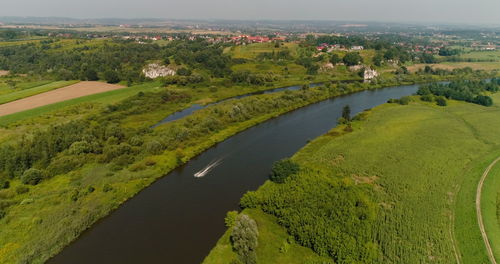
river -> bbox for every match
[48,83,420,264]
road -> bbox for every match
[476,156,500,264]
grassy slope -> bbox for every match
[204,95,500,263]
[0,80,79,104]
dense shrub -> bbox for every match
[21,169,43,185]
[225,211,239,228]
[417,79,498,106]
[0,179,9,189]
[269,159,300,183]
[231,214,259,264]
[436,96,447,106]
[16,186,29,194]
[245,169,378,263]
[399,96,411,105]
[420,94,434,102]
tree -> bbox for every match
[231,214,259,264]
[373,54,383,67]
[104,70,120,84]
[225,211,239,227]
[342,105,351,121]
[270,159,300,183]
[343,52,363,66]
[330,54,341,65]
[421,53,436,64]
[83,68,99,81]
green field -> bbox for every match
[479,158,500,261]
[205,94,500,263]
[459,50,500,62]
[224,42,299,60]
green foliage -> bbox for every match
[398,96,411,105]
[418,79,499,106]
[343,52,363,66]
[104,70,121,84]
[330,54,341,65]
[21,168,43,185]
[269,159,300,183]
[420,94,434,102]
[342,105,351,121]
[16,185,29,194]
[225,211,239,228]
[436,96,447,106]
[0,178,9,189]
[231,214,259,264]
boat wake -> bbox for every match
[194,159,223,178]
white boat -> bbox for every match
[194,159,222,178]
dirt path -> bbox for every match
[476,157,500,264]
[0,81,124,117]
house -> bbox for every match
[351,46,364,51]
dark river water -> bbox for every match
[48,83,420,264]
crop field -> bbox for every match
[0,81,163,127]
[0,80,79,105]
[206,94,500,263]
[0,81,124,117]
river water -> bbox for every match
[48,83,420,264]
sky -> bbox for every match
[2,0,500,25]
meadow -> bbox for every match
[205,93,500,263]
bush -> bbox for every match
[231,214,259,264]
[103,184,113,192]
[420,94,434,102]
[225,211,239,228]
[16,186,30,194]
[399,96,411,105]
[269,159,300,183]
[0,210,5,220]
[21,169,43,185]
[436,96,447,106]
[145,140,163,155]
[0,179,9,189]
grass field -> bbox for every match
[0,80,79,105]
[224,42,299,60]
[458,50,500,62]
[408,62,500,72]
[205,93,500,263]
[478,157,500,261]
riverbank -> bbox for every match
[204,93,500,263]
